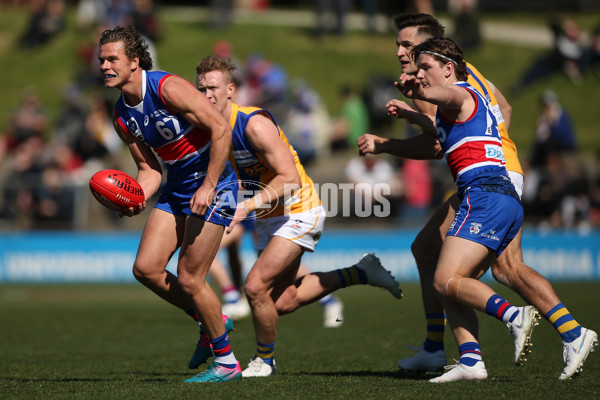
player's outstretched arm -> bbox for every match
[357,133,442,160]
[397,73,465,111]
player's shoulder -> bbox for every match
[236,104,265,116]
[465,61,485,82]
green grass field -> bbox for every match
[1,282,599,399]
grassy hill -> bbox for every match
[1,6,599,157]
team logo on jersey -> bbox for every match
[313,231,322,241]
[126,117,142,137]
[470,222,482,235]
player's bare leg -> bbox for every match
[295,264,345,327]
[429,238,503,383]
[398,194,458,372]
[242,236,303,377]
[493,229,597,376]
[132,208,193,311]
[493,229,559,315]
[208,224,250,321]
[180,218,241,382]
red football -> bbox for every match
[89,169,145,211]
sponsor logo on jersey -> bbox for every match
[484,144,506,163]
[233,149,259,167]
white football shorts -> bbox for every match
[254,205,326,252]
[508,171,524,200]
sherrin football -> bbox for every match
[89,169,145,211]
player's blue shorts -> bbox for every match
[446,187,523,256]
[240,215,256,232]
[155,168,238,227]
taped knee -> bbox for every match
[444,276,463,302]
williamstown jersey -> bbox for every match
[436,81,515,198]
[114,70,236,193]
[466,62,522,176]
[228,103,321,218]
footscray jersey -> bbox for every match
[114,70,235,192]
[436,81,514,197]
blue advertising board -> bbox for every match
[0,229,598,283]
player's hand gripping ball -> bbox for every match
[89,169,144,212]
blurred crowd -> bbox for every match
[0,1,599,231]
[0,0,163,229]
[512,16,600,92]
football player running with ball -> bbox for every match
[98,26,242,383]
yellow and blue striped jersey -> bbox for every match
[228,103,321,218]
[466,62,523,176]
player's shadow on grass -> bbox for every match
[282,370,435,380]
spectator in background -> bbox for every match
[0,135,45,229]
[19,0,66,49]
[589,152,600,228]
[104,0,134,28]
[345,153,402,218]
[588,24,600,78]
[132,0,162,42]
[330,85,369,152]
[283,78,331,166]
[314,0,379,37]
[33,161,76,228]
[529,90,577,167]
[54,86,88,148]
[209,0,235,29]
[398,158,433,225]
[314,0,351,37]
[245,53,289,122]
[448,0,481,51]
[512,17,587,93]
[5,89,48,152]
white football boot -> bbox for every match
[322,295,344,328]
[397,346,447,372]
[559,327,598,380]
[506,305,540,365]
[222,297,251,321]
[241,357,276,378]
[429,361,488,383]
